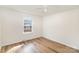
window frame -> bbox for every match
[23,16,32,34]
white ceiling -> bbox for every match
[0,5,79,16]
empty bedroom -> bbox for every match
[0,5,79,53]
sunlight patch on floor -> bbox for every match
[6,44,24,53]
[16,44,40,53]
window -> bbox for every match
[24,17,32,32]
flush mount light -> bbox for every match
[43,5,48,13]
[44,8,47,12]
[36,5,48,13]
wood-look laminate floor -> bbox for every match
[1,37,79,53]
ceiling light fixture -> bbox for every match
[44,8,47,12]
[43,5,48,13]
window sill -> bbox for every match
[22,32,32,34]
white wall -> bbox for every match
[0,17,2,46]
[0,8,43,46]
[0,10,3,46]
[43,9,79,49]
